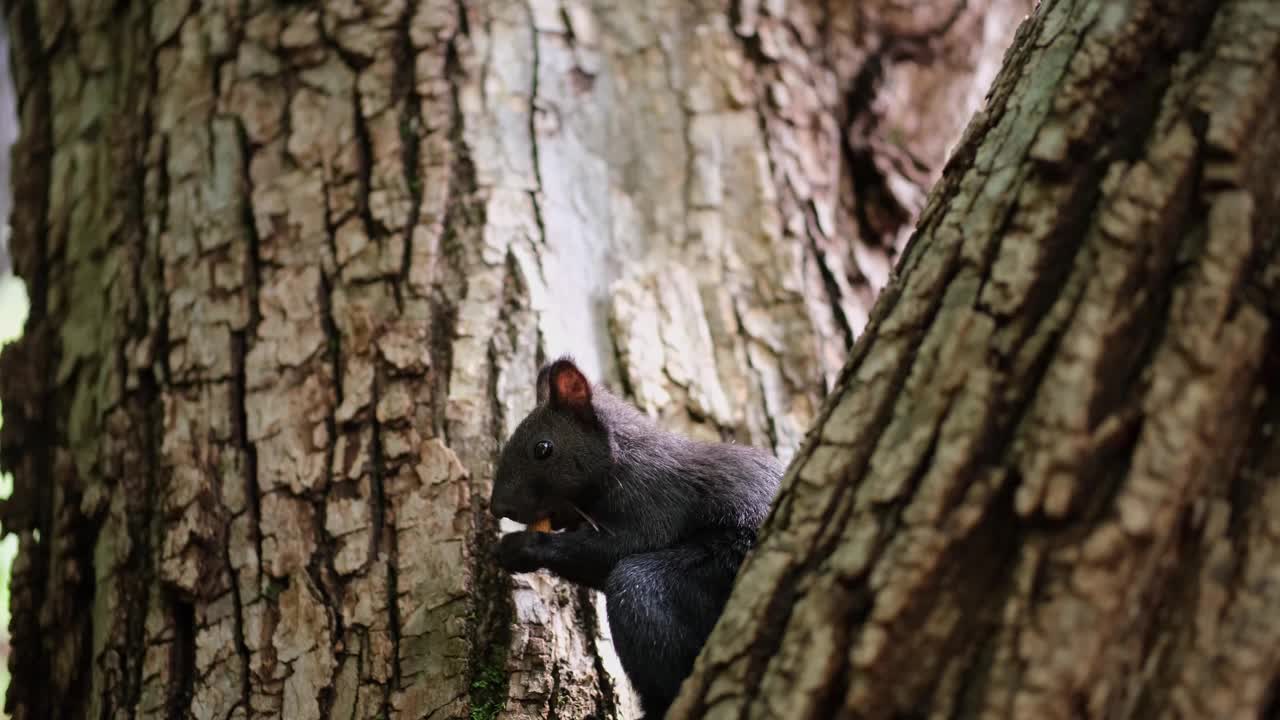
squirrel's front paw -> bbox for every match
[497,531,544,574]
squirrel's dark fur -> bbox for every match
[490,357,782,718]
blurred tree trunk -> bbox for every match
[671,1,1280,718]
[0,0,1025,718]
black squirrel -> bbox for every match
[489,357,783,718]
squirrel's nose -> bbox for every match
[489,494,515,520]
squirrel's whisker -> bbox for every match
[570,502,609,534]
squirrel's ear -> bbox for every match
[546,357,594,422]
[535,363,552,405]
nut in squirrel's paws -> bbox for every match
[530,517,552,533]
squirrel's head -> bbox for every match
[490,357,611,530]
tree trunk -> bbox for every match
[0,0,1024,718]
[671,1,1280,718]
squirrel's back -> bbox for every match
[592,387,783,536]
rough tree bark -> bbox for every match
[0,1,1025,719]
[671,1,1280,718]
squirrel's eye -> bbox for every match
[533,440,554,460]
